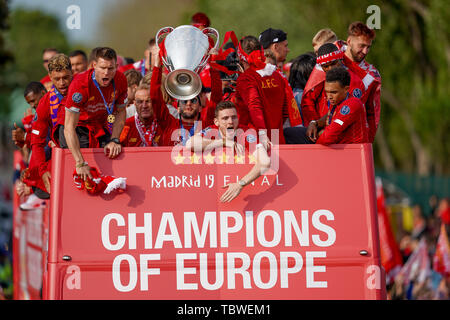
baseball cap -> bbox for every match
[259,28,287,49]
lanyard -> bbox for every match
[179,117,199,146]
[92,71,116,116]
[49,86,63,127]
[135,112,158,146]
[52,85,64,101]
[327,93,349,125]
[141,59,146,76]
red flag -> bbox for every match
[376,178,403,284]
[433,223,450,278]
[398,238,430,286]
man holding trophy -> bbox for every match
[150,25,222,146]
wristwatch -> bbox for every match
[75,161,88,168]
[310,120,318,126]
[238,180,247,187]
[109,138,120,145]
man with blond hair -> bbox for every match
[340,21,381,143]
[40,48,59,90]
[124,69,143,119]
[312,28,338,55]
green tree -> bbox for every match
[196,0,450,175]
[6,7,71,85]
[96,0,196,62]
[0,0,13,116]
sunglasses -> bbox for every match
[179,97,199,105]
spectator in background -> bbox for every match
[124,69,143,119]
[12,82,47,200]
[215,42,241,103]
[87,47,102,69]
[119,38,155,76]
[191,12,210,30]
[437,198,450,225]
[69,50,88,75]
[40,48,59,91]
[411,204,427,239]
[11,82,47,153]
[312,28,337,56]
[191,13,213,97]
[288,52,316,124]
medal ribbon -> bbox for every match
[179,117,199,146]
[327,93,349,125]
[49,85,63,127]
[92,71,116,133]
[135,112,158,146]
[140,59,146,76]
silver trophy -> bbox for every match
[156,25,219,100]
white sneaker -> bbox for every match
[19,193,46,211]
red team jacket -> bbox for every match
[316,96,369,145]
[120,116,163,147]
[301,65,366,127]
[29,91,65,171]
[275,69,303,127]
[65,68,128,146]
[342,55,381,143]
[235,66,289,144]
[118,59,149,76]
[150,65,221,146]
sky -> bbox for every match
[10,0,116,44]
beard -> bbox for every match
[350,47,365,63]
[180,108,199,120]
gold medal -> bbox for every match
[107,114,116,124]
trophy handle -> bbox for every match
[156,26,174,45]
[202,27,220,49]
[194,27,220,72]
[155,26,174,71]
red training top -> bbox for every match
[235,65,289,144]
[316,96,369,145]
[64,68,128,146]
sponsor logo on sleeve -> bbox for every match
[72,92,83,103]
[340,105,350,115]
[352,88,362,99]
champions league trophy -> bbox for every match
[156,25,219,100]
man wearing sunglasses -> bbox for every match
[150,46,220,146]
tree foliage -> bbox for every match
[196,0,450,175]
[6,7,71,85]
[96,0,196,61]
